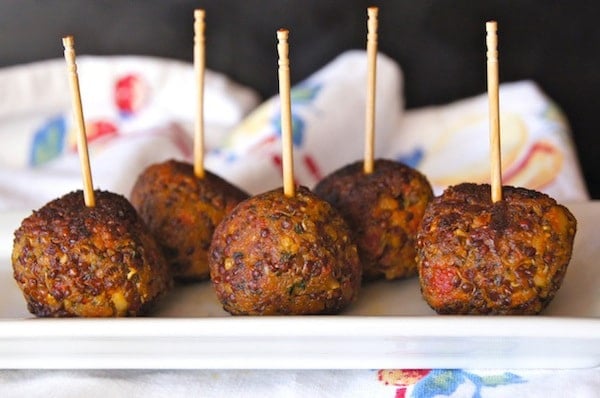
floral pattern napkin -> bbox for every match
[0,368,599,397]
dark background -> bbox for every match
[1,0,598,198]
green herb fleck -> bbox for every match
[280,251,294,263]
[287,280,307,295]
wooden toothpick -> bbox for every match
[277,29,295,197]
[193,9,206,178]
[364,6,379,175]
[63,35,95,207]
[486,21,502,203]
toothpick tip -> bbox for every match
[368,6,379,16]
[194,9,205,19]
[486,21,497,32]
[62,35,74,47]
[277,29,289,40]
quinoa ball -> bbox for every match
[12,190,172,317]
[416,183,577,315]
[314,158,433,280]
[208,186,362,315]
[130,159,249,280]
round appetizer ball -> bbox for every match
[314,159,433,280]
[130,159,249,281]
[416,183,577,315]
[12,190,172,317]
[208,186,362,315]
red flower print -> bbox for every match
[378,369,431,397]
[69,119,118,151]
[87,120,118,142]
[115,73,149,116]
[303,154,322,181]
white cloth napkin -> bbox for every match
[204,50,404,195]
[0,55,259,211]
[388,80,589,200]
[0,51,587,213]
[0,368,599,398]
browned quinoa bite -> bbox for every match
[314,158,433,280]
[416,183,577,315]
[209,186,362,315]
[12,190,172,317]
[131,159,249,281]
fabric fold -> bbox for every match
[205,50,404,195]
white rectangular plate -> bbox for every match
[0,202,598,369]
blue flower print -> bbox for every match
[29,115,67,166]
[411,369,525,398]
[270,82,322,147]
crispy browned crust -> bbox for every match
[130,159,249,280]
[314,159,433,280]
[12,190,172,317]
[416,183,577,315]
[208,186,362,315]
